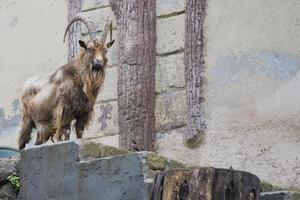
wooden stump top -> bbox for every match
[152,167,261,200]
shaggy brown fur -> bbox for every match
[18,39,114,150]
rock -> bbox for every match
[0,157,18,185]
[260,191,292,200]
[0,184,17,200]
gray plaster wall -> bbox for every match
[0,0,68,147]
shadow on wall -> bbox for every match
[0,99,20,147]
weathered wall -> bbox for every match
[42,0,300,189]
[157,0,300,190]
[0,0,68,146]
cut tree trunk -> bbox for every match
[184,0,207,147]
[109,0,156,151]
[67,0,82,60]
[152,168,261,200]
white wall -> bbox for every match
[0,0,68,146]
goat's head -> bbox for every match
[63,14,115,71]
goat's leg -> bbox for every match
[35,132,42,145]
[18,119,34,150]
[54,102,72,141]
[75,113,90,139]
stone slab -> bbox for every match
[157,14,185,55]
[155,89,187,132]
[82,0,110,11]
[157,0,185,17]
[85,100,119,137]
[260,191,292,200]
[156,53,185,93]
[18,141,188,200]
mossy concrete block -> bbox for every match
[261,181,285,192]
[79,140,128,160]
[18,141,191,200]
[291,192,300,200]
[145,152,189,171]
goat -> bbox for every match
[17,14,115,150]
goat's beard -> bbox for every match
[83,67,105,103]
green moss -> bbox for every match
[81,142,128,159]
[146,153,190,171]
[261,181,285,192]
[291,192,300,200]
[166,159,189,170]
[146,153,167,171]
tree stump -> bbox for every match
[152,168,261,200]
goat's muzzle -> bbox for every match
[92,59,104,70]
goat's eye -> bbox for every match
[87,47,95,52]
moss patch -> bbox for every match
[80,142,128,160]
[261,181,285,192]
[146,153,189,171]
[291,192,300,200]
[146,153,167,171]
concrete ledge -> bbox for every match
[18,141,189,200]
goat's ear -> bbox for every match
[78,40,87,50]
[106,39,115,48]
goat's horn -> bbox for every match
[100,20,112,42]
[63,13,97,42]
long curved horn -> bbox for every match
[63,13,97,42]
[100,20,112,42]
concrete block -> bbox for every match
[155,89,187,132]
[260,191,292,200]
[157,14,185,55]
[156,53,185,93]
[85,100,119,137]
[18,141,189,200]
[82,0,109,11]
[18,142,79,200]
[157,0,185,17]
[97,66,118,101]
